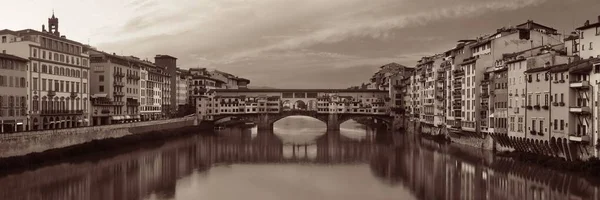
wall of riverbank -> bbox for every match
[0,117,197,158]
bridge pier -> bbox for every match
[327,113,340,131]
[257,114,274,131]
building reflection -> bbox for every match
[369,137,600,200]
[0,128,383,200]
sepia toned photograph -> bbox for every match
[1,0,600,199]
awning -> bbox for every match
[16,122,23,125]
[125,115,132,120]
[489,113,494,118]
[91,93,109,98]
[111,116,124,120]
[133,115,141,119]
[78,119,90,123]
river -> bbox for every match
[0,116,599,200]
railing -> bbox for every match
[569,80,590,88]
[47,90,56,97]
[70,92,77,98]
[113,81,125,87]
[114,72,125,77]
[114,91,125,96]
[40,110,84,115]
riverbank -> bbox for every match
[0,122,215,176]
[497,151,600,180]
[0,117,197,158]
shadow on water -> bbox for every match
[0,121,599,199]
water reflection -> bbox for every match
[375,138,600,200]
[0,122,599,200]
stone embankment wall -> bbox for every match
[0,117,196,158]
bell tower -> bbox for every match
[48,10,60,36]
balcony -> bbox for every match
[127,101,140,106]
[114,91,125,96]
[570,80,590,89]
[526,105,533,110]
[552,102,559,107]
[533,105,541,110]
[47,90,56,97]
[40,110,84,116]
[70,91,78,98]
[127,74,141,80]
[569,106,591,114]
[542,105,549,110]
[569,134,590,142]
[114,72,125,77]
[114,81,125,87]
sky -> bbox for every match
[1,0,600,88]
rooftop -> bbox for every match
[0,52,28,62]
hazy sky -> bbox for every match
[2,0,599,88]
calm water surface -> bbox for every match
[1,116,599,200]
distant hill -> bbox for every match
[248,86,277,89]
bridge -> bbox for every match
[196,89,394,131]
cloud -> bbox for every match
[92,0,561,88]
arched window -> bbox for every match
[54,66,58,75]
[71,69,75,77]
[42,64,47,73]
[42,97,47,111]
[48,65,52,74]
[60,67,64,76]
[83,71,88,78]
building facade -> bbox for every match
[154,55,177,116]
[0,13,91,130]
[89,51,142,125]
[0,53,28,132]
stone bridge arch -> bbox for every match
[338,114,393,129]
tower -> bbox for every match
[48,11,60,36]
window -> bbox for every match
[99,85,104,92]
[32,78,38,90]
[532,119,536,131]
[560,93,564,103]
[1,36,6,43]
[590,42,594,50]
[560,120,564,130]
[83,83,87,93]
[42,78,46,91]
[99,75,104,82]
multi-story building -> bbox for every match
[0,52,28,133]
[209,70,250,89]
[463,20,562,135]
[155,55,177,116]
[0,13,91,130]
[492,66,508,136]
[89,51,142,125]
[175,69,189,112]
[575,16,600,59]
[524,66,552,140]
[447,41,474,131]
[141,62,167,120]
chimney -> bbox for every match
[60,35,66,39]
[2,50,5,54]
[585,20,590,26]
